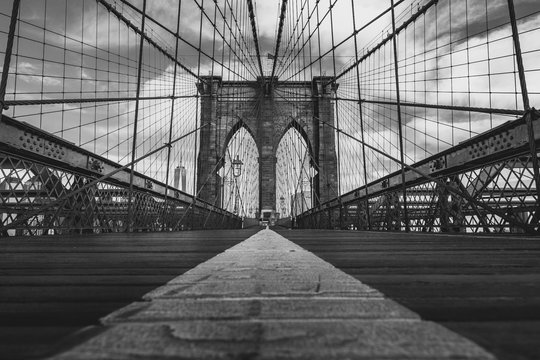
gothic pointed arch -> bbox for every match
[196,76,338,213]
[222,117,258,157]
[221,125,259,217]
[276,117,314,164]
[275,125,314,218]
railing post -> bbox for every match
[127,0,147,232]
[0,0,21,119]
[390,0,410,232]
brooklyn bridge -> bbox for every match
[0,0,539,359]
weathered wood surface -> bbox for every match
[49,229,494,360]
[1,228,539,359]
[0,229,259,360]
[275,229,540,360]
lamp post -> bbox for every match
[232,155,243,178]
[232,155,243,215]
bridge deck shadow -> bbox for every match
[1,228,539,359]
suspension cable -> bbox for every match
[247,0,264,78]
[270,0,288,81]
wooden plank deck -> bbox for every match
[49,229,495,360]
[1,228,539,359]
[0,229,260,360]
[274,229,540,360]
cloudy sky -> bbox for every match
[1,0,538,197]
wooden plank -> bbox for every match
[2,227,539,360]
[275,229,540,360]
[49,230,494,360]
[0,229,259,360]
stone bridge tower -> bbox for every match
[196,76,338,214]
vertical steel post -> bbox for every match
[0,0,21,119]
[390,0,410,232]
[507,0,540,226]
[350,0,372,230]
[127,0,147,232]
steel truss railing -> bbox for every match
[0,0,251,235]
[289,0,540,234]
[0,115,240,236]
[296,110,540,233]
[1,0,539,235]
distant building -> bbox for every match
[174,163,187,192]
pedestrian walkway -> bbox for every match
[50,229,494,359]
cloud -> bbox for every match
[4,0,539,199]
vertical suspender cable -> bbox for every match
[350,0,372,230]
[127,0,147,232]
[203,0,219,227]
[192,0,205,228]
[329,0,341,199]
[390,0,410,232]
[163,0,183,230]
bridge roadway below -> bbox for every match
[0,228,539,359]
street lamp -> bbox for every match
[232,155,243,178]
[279,195,286,218]
[231,155,243,215]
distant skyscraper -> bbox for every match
[174,161,187,192]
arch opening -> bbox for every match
[275,127,314,219]
[222,127,259,218]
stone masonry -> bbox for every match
[196,76,338,211]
